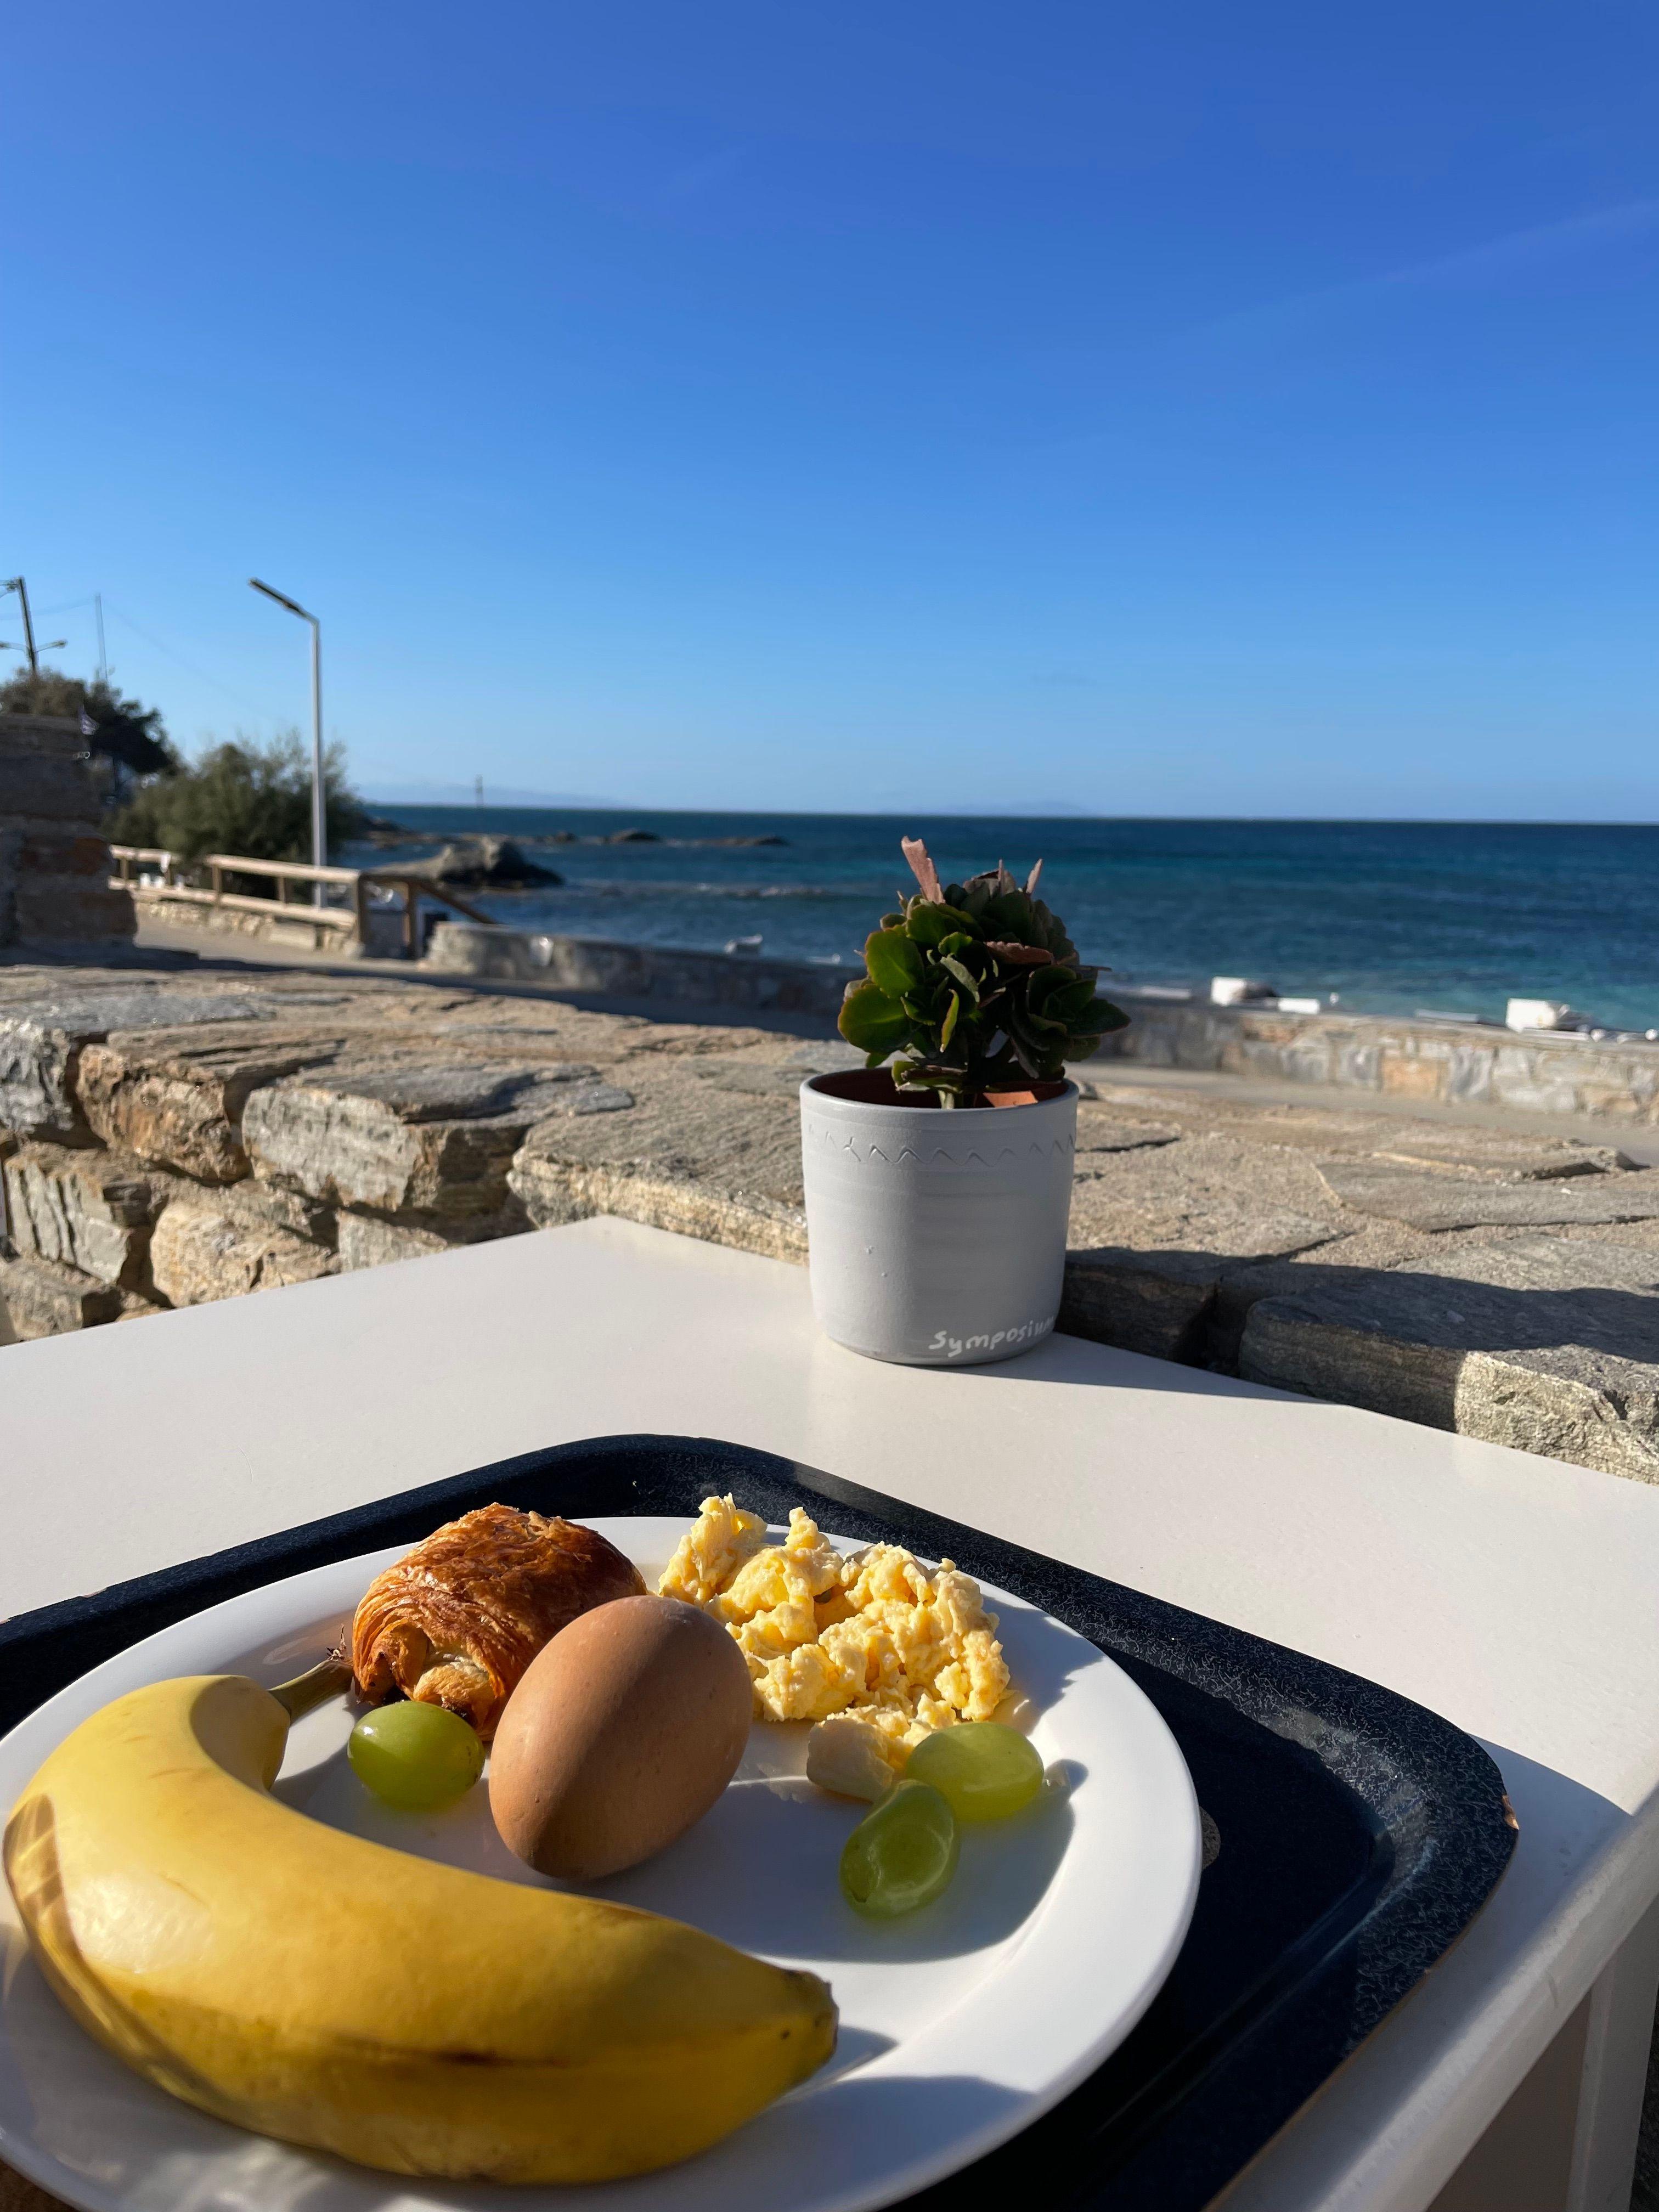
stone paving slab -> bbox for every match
[76,1026,354,1181]
[509,1069,809,1262]
[1362,1132,1633,1178]
[244,1062,634,1219]
[0,981,366,1140]
[1203,1218,1441,1369]
[1058,1125,1363,1363]
[1240,1236,1659,1482]
[1314,1157,1659,1231]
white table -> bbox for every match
[4,1218,1658,2212]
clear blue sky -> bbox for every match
[4,3,1656,817]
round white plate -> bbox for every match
[0,1516,1199,2212]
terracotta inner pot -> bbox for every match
[808,1070,1069,1110]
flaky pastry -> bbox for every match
[351,1503,645,1737]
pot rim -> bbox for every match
[800,1070,1079,1115]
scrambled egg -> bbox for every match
[659,1496,1010,1744]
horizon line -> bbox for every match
[362,795,1659,831]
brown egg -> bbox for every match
[488,1593,753,1880]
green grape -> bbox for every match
[906,1722,1044,1822]
[840,1780,958,1917]
[348,1702,483,1810]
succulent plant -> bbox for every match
[838,837,1128,1106]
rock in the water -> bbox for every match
[1239,1235,1659,1482]
[398,837,562,889]
[1313,1158,1659,1231]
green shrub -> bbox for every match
[838,837,1128,1107]
[109,732,368,867]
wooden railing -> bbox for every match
[109,847,498,958]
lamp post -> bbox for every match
[249,578,325,905]
[1,577,66,673]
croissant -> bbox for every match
[351,1504,646,1738]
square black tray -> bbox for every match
[0,1432,1516,2212]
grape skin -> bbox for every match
[906,1722,1043,1822]
[840,1781,959,1917]
[348,1702,484,1810]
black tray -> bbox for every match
[0,1434,1516,2212]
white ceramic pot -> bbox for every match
[799,1071,1078,1365]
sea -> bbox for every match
[341,811,1659,1035]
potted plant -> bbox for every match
[800,838,1127,1365]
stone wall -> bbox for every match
[420,928,1659,1124]
[425,919,851,1017]
[0,715,134,949]
[3,960,1657,1483]
[1098,995,1659,1123]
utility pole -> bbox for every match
[475,775,484,809]
[0,578,66,675]
[94,594,108,685]
[249,578,326,905]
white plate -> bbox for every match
[0,1516,1199,2212]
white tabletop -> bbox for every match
[4,1217,1659,2212]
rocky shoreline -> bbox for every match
[3,956,1656,1483]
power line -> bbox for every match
[100,601,277,727]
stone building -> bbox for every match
[0,713,136,950]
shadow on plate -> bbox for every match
[3,1953,1026,2212]
[277,1729,1079,1968]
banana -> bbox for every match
[2,1669,836,2183]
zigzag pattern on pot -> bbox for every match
[802,1119,1076,1169]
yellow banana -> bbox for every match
[3,1669,836,2183]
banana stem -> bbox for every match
[269,1656,353,1720]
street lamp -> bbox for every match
[2,576,65,672]
[249,578,325,905]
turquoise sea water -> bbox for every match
[343,811,1659,1033]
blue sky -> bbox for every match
[4,2,1657,817]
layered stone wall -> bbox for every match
[0,715,135,949]
[3,960,1657,1481]
[1099,995,1659,1123]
